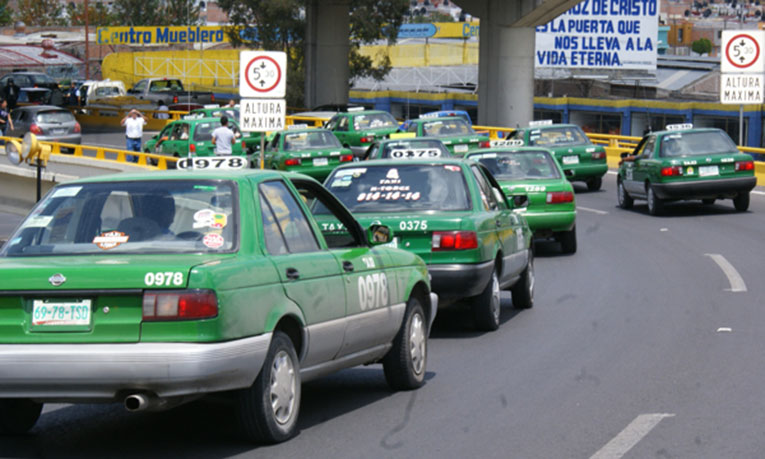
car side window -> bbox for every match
[470,165,499,211]
[337,117,349,132]
[407,123,418,133]
[260,195,289,255]
[259,180,320,253]
[634,136,655,158]
[365,144,378,159]
[267,134,280,152]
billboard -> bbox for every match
[535,0,659,71]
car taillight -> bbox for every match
[360,136,373,143]
[661,166,683,176]
[340,154,354,162]
[211,94,215,102]
[142,290,218,321]
[285,158,301,166]
[173,95,179,104]
[189,143,196,153]
[73,122,81,133]
[241,140,247,150]
[591,151,606,160]
[30,124,42,135]
[546,191,574,204]
[735,160,754,171]
[479,140,490,148]
[432,231,478,251]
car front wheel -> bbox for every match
[0,399,43,434]
[383,296,427,390]
[472,267,501,331]
[617,178,633,209]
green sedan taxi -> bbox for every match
[362,136,452,160]
[399,116,490,156]
[263,127,355,181]
[0,169,436,444]
[617,125,757,215]
[467,147,577,254]
[509,121,607,191]
[190,105,239,120]
[144,115,259,161]
[325,109,400,157]
[317,159,534,331]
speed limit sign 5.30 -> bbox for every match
[722,30,765,73]
[239,51,287,98]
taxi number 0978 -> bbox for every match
[145,272,184,287]
[358,273,388,311]
[399,220,428,231]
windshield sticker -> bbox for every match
[666,134,682,140]
[21,215,53,228]
[193,209,228,229]
[335,168,367,178]
[193,185,218,191]
[330,178,352,188]
[51,186,82,199]
[357,191,421,202]
[444,165,461,172]
[386,169,400,180]
[93,231,129,250]
[471,153,497,159]
[203,233,225,249]
[389,148,441,159]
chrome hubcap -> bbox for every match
[409,312,426,375]
[648,189,654,209]
[528,260,535,300]
[618,182,624,204]
[491,273,500,322]
[270,350,296,425]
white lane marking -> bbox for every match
[42,403,70,414]
[577,206,609,215]
[591,413,675,459]
[717,327,733,333]
[704,253,747,293]
[752,190,765,196]
[660,228,669,232]
[607,171,618,175]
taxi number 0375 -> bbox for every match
[399,220,428,231]
[145,272,184,287]
[358,273,388,311]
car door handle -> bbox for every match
[496,219,503,227]
[285,267,300,280]
[343,261,355,272]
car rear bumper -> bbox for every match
[652,176,757,200]
[0,334,271,401]
[562,163,608,180]
[428,260,494,302]
[524,209,576,233]
[39,134,81,145]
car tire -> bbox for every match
[702,198,715,205]
[559,226,577,254]
[511,253,534,309]
[587,176,602,191]
[733,192,750,212]
[146,150,158,166]
[646,185,663,216]
[471,267,501,331]
[617,178,634,209]
[383,297,427,390]
[0,399,43,434]
[237,331,301,444]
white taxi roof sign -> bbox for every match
[287,123,310,130]
[528,119,554,127]
[389,132,417,139]
[203,104,220,109]
[347,107,366,112]
[665,123,693,131]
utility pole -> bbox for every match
[84,0,90,79]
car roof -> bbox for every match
[413,116,468,123]
[278,127,326,135]
[13,105,66,112]
[379,136,444,145]
[339,158,467,168]
[650,127,721,136]
[467,147,554,155]
[66,168,316,185]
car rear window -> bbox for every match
[283,130,342,151]
[660,130,738,157]
[2,180,238,257]
[36,110,73,124]
[321,164,470,213]
[528,126,589,147]
[469,150,561,180]
[30,74,55,84]
[381,139,451,159]
[422,119,475,137]
[352,112,397,130]
[193,121,221,142]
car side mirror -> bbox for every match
[621,153,636,162]
[511,195,528,209]
[367,224,392,245]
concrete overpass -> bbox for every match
[304,0,582,127]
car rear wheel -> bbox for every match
[702,198,715,205]
[0,399,43,434]
[587,176,602,191]
[733,192,750,212]
[511,253,534,309]
[383,296,427,390]
[617,178,633,209]
[647,185,663,216]
[237,331,300,444]
[558,226,577,254]
[471,267,501,331]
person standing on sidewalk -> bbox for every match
[121,109,147,163]
[0,99,13,144]
[211,116,235,155]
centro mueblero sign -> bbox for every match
[96,26,228,45]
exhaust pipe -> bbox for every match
[124,393,150,412]
[123,393,202,412]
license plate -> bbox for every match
[699,165,719,177]
[562,155,579,165]
[52,129,67,135]
[454,144,469,153]
[313,157,329,167]
[32,299,91,326]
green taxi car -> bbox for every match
[617,125,757,215]
[264,127,355,181]
[325,109,400,157]
[363,136,452,160]
[144,116,259,161]
[467,148,577,254]
[189,105,239,120]
[399,116,490,156]
[509,122,607,191]
[0,169,437,443]
[318,159,534,331]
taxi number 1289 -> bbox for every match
[358,273,388,311]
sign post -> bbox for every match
[720,30,765,145]
[239,51,287,169]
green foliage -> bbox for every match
[111,0,202,26]
[65,2,117,27]
[162,0,204,26]
[14,0,64,26]
[407,11,454,23]
[0,0,13,26]
[691,37,712,55]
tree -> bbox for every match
[65,2,117,27]
[162,0,204,26]
[0,0,13,26]
[349,0,409,81]
[692,37,713,55]
[14,0,64,26]
[111,0,201,26]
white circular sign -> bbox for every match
[726,33,760,69]
[245,56,281,94]
[239,51,287,98]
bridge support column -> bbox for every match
[305,0,351,109]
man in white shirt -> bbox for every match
[121,109,147,163]
[211,116,236,155]
[155,100,169,119]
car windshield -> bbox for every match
[21,91,50,103]
[1,180,237,257]
[528,126,590,147]
[353,113,397,130]
[380,139,451,159]
[283,130,342,151]
[94,87,121,97]
[36,110,73,124]
[422,119,475,137]
[469,151,561,180]
[30,74,55,84]
[320,164,470,213]
[660,130,738,157]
